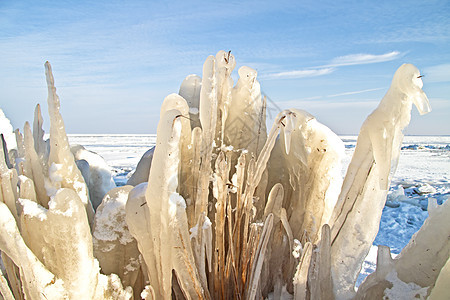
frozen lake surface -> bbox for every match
[68,134,450,286]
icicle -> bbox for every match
[125,183,160,297]
[14,129,25,159]
[32,104,47,161]
[195,55,217,220]
[215,50,236,144]
[190,213,212,296]
[199,55,217,143]
[179,74,202,128]
[141,108,206,299]
[293,242,313,300]
[18,176,37,205]
[159,93,193,203]
[283,112,295,155]
[45,62,95,227]
[14,129,28,176]
[187,127,202,227]
[316,224,333,300]
[145,110,182,298]
[247,213,274,300]
[213,151,229,298]
[264,183,284,222]
[23,122,49,207]
[244,110,290,204]
[169,193,207,300]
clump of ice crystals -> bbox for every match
[0,53,446,300]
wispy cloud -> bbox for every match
[273,88,384,107]
[274,98,380,110]
[327,87,384,98]
[263,51,402,80]
[328,51,402,67]
[262,67,335,80]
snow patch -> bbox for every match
[49,163,63,182]
[189,224,198,239]
[383,270,428,299]
[0,109,17,150]
[48,195,75,217]
[169,193,186,209]
[93,189,134,245]
[203,216,212,229]
[19,198,47,221]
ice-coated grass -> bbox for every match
[68,133,449,289]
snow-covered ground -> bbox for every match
[68,134,450,287]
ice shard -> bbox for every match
[44,62,95,226]
[32,104,47,162]
[125,182,159,297]
[129,108,205,299]
[179,74,202,129]
[215,50,236,144]
[23,122,49,207]
[195,55,217,221]
[159,93,193,203]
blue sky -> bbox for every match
[1,0,449,134]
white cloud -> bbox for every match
[327,88,384,98]
[262,67,335,80]
[328,51,402,67]
[262,51,402,81]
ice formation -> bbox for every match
[71,144,116,210]
[126,147,154,186]
[328,63,432,299]
[0,53,447,300]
